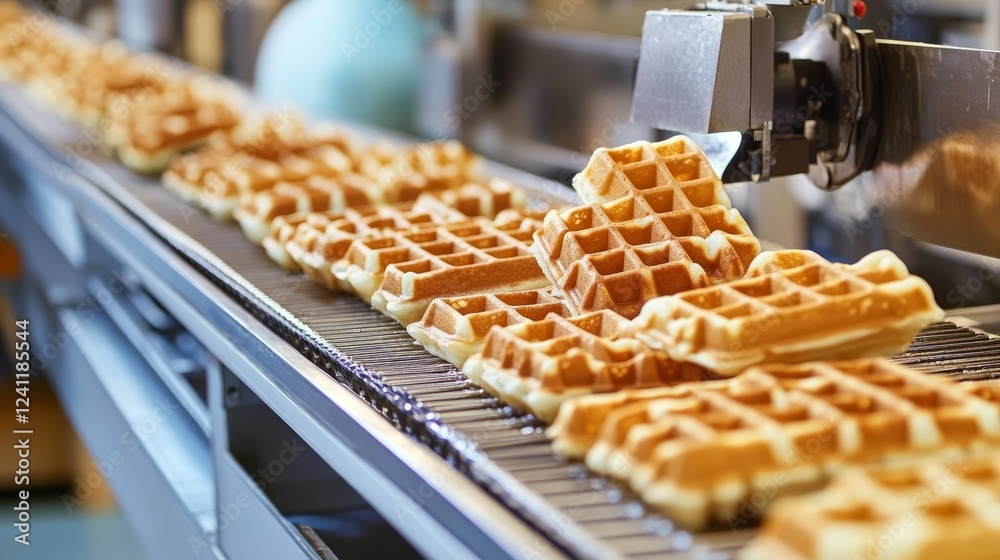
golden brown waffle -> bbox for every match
[265,188,539,278]
[234,175,374,242]
[163,140,362,221]
[108,79,244,174]
[277,202,462,287]
[573,136,728,204]
[630,250,945,376]
[743,451,1000,560]
[372,140,481,203]
[264,211,311,271]
[248,177,529,245]
[365,216,550,325]
[547,359,1000,530]
[408,178,527,221]
[532,190,760,319]
[163,151,287,219]
[464,311,710,423]
[329,216,541,305]
[407,288,571,369]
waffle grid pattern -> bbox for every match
[533,191,760,319]
[548,359,1000,530]
[573,137,731,204]
[464,310,711,423]
[631,250,944,375]
[745,452,1000,560]
[358,218,549,324]
[407,288,572,368]
[278,202,448,288]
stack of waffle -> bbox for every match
[534,138,761,319]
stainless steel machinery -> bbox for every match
[626,1,1000,259]
[419,0,1000,303]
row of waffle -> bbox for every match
[0,4,541,244]
[0,3,244,173]
[553,359,1000,559]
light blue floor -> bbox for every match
[0,492,145,559]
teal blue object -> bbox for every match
[255,0,421,134]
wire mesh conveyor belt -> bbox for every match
[2,82,999,559]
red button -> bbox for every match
[853,0,867,19]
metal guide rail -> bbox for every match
[2,83,1000,559]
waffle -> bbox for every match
[464,311,711,422]
[629,250,945,376]
[407,288,571,369]
[264,211,311,271]
[277,202,463,286]
[744,451,1000,560]
[372,140,482,203]
[572,136,727,204]
[547,359,1000,530]
[407,178,528,221]
[163,151,287,218]
[234,175,374,242]
[164,142,362,221]
[532,189,760,319]
[248,177,530,245]
[108,79,245,174]
[365,216,550,325]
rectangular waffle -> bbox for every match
[406,178,527,221]
[407,288,572,369]
[234,175,374,243]
[109,79,245,174]
[572,136,729,204]
[463,310,711,423]
[263,211,311,271]
[365,216,550,325]
[532,190,760,319]
[547,359,1000,530]
[247,178,529,245]
[163,151,286,219]
[629,250,945,376]
[275,202,457,286]
[743,450,1000,560]
[162,131,362,221]
[372,140,481,203]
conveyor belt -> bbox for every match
[1,82,998,559]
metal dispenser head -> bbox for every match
[631,1,881,189]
